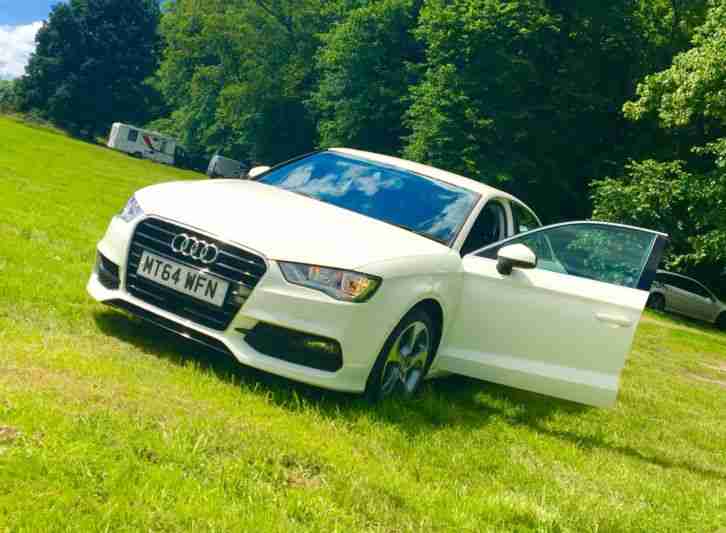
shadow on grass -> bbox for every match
[645,309,726,338]
[94,308,726,483]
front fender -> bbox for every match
[357,253,463,370]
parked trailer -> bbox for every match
[107,123,177,165]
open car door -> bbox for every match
[439,222,668,407]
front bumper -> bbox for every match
[87,216,389,393]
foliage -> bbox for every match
[593,160,702,260]
[152,0,714,225]
[17,0,161,138]
[0,80,20,112]
[624,0,726,129]
[309,0,423,154]
[403,0,663,221]
[156,0,342,163]
[594,0,726,288]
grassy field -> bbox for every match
[1,114,725,532]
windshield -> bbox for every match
[258,152,479,244]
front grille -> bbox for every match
[245,322,343,372]
[125,217,267,330]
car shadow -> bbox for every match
[93,307,726,483]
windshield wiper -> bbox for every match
[289,190,317,200]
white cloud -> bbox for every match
[0,21,42,80]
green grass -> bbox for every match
[1,114,726,532]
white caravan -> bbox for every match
[107,123,177,165]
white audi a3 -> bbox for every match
[88,149,667,406]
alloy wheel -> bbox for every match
[380,321,430,397]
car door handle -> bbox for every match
[595,313,634,327]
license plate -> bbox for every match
[136,251,229,307]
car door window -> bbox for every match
[460,200,508,255]
[479,223,658,289]
[684,279,712,299]
[511,201,541,234]
[665,276,703,297]
[663,276,686,292]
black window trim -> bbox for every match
[459,197,510,256]
[511,199,543,235]
[469,220,669,291]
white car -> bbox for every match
[88,149,667,407]
[648,270,726,328]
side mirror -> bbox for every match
[497,244,537,275]
[246,165,271,179]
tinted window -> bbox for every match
[127,129,138,142]
[259,152,479,244]
[667,276,711,298]
[664,276,687,291]
[480,223,656,289]
[687,280,711,298]
[461,200,508,255]
[512,202,541,234]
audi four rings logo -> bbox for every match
[170,233,220,264]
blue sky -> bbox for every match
[0,0,58,79]
[0,0,56,25]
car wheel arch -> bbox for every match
[410,298,444,349]
[370,295,446,370]
[647,291,666,310]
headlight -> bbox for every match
[119,195,144,222]
[278,262,381,302]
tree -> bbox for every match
[156,0,343,164]
[18,0,161,137]
[402,0,663,222]
[593,0,726,288]
[309,0,423,154]
[0,80,20,112]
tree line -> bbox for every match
[6,0,726,291]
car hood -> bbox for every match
[135,179,451,269]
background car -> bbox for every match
[648,270,726,328]
[206,154,249,179]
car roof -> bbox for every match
[330,148,518,202]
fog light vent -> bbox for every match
[244,323,343,372]
[96,252,120,290]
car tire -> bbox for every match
[716,313,726,330]
[647,293,666,312]
[365,308,437,402]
